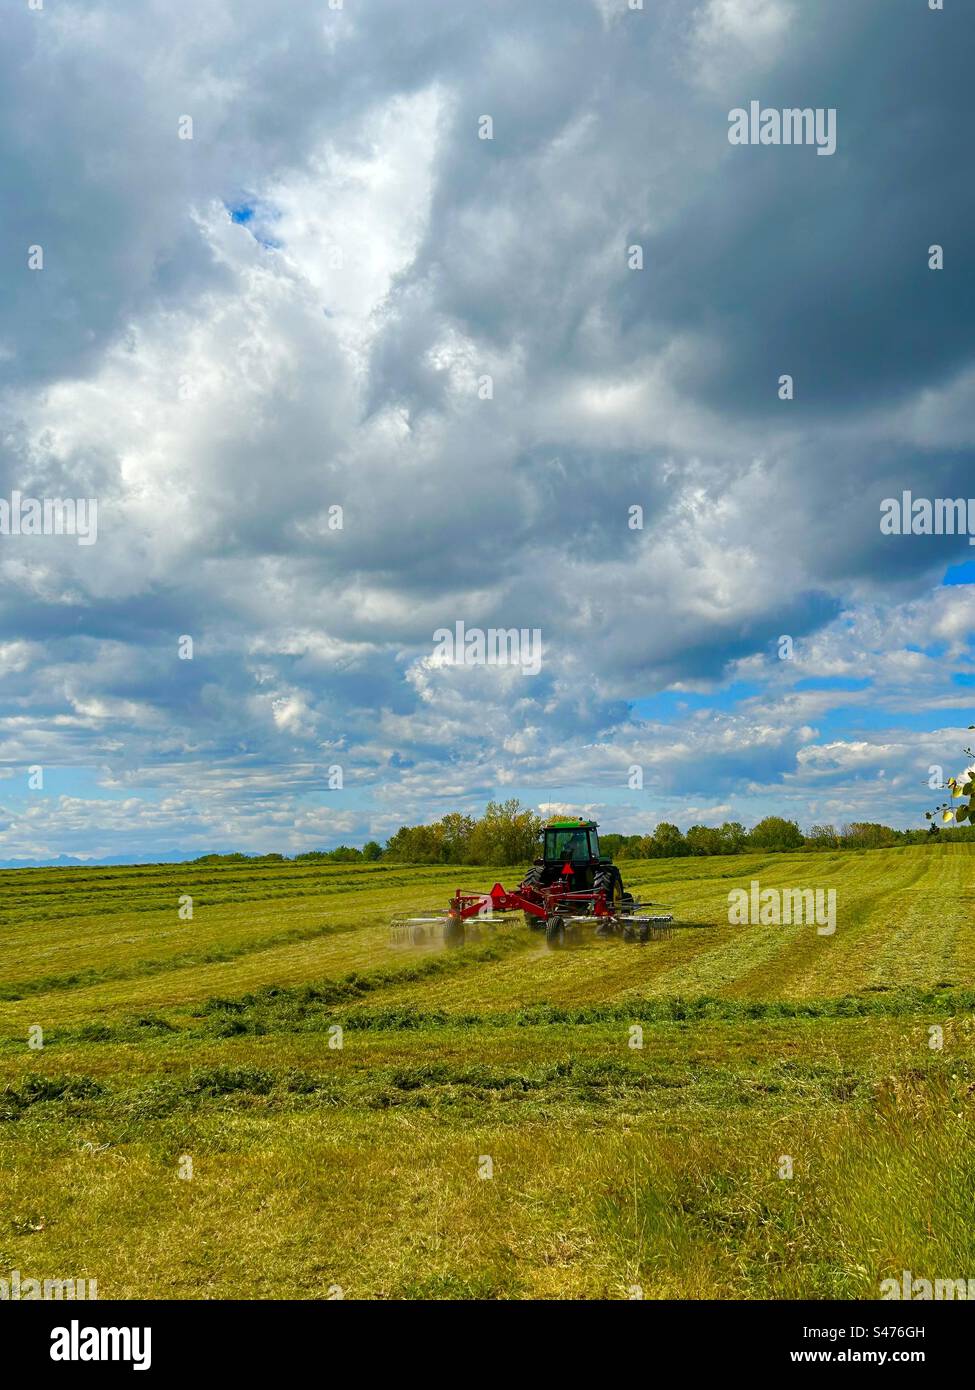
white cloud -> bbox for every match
[687,0,796,93]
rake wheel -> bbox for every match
[545,913,567,948]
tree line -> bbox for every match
[604,818,973,858]
[193,801,974,869]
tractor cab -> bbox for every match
[542,820,601,866]
[526,818,617,895]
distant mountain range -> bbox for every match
[0,852,209,870]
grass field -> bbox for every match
[1,845,973,1300]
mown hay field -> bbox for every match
[0,845,973,1299]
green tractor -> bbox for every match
[391,817,672,947]
[521,819,633,928]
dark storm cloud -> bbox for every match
[618,0,975,417]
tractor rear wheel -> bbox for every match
[593,868,623,911]
[545,914,566,948]
[522,865,546,929]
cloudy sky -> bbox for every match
[1,0,973,864]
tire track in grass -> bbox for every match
[643,857,853,1001]
[793,859,934,997]
[0,892,363,991]
[0,921,541,1038]
[661,850,936,1002]
[0,913,361,1001]
[831,855,960,995]
[947,896,975,982]
[365,922,735,1013]
[0,920,400,1032]
[0,864,508,943]
[0,877,496,1026]
[647,925,793,999]
[867,854,970,991]
[727,855,931,1000]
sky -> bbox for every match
[1,0,973,864]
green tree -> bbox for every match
[384,823,445,863]
[361,840,383,861]
[468,800,541,866]
[647,822,688,857]
[685,824,724,856]
[438,812,477,864]
[615,835,646,859]
[717,821,747,853]
[842,822,898,849]
[748,816,803,852]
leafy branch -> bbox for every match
[927,726,975,825]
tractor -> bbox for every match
[520,819,633,922]
[391,818,672,947]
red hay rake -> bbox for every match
[390,878,673,948]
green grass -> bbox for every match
[0,845,973,1298]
